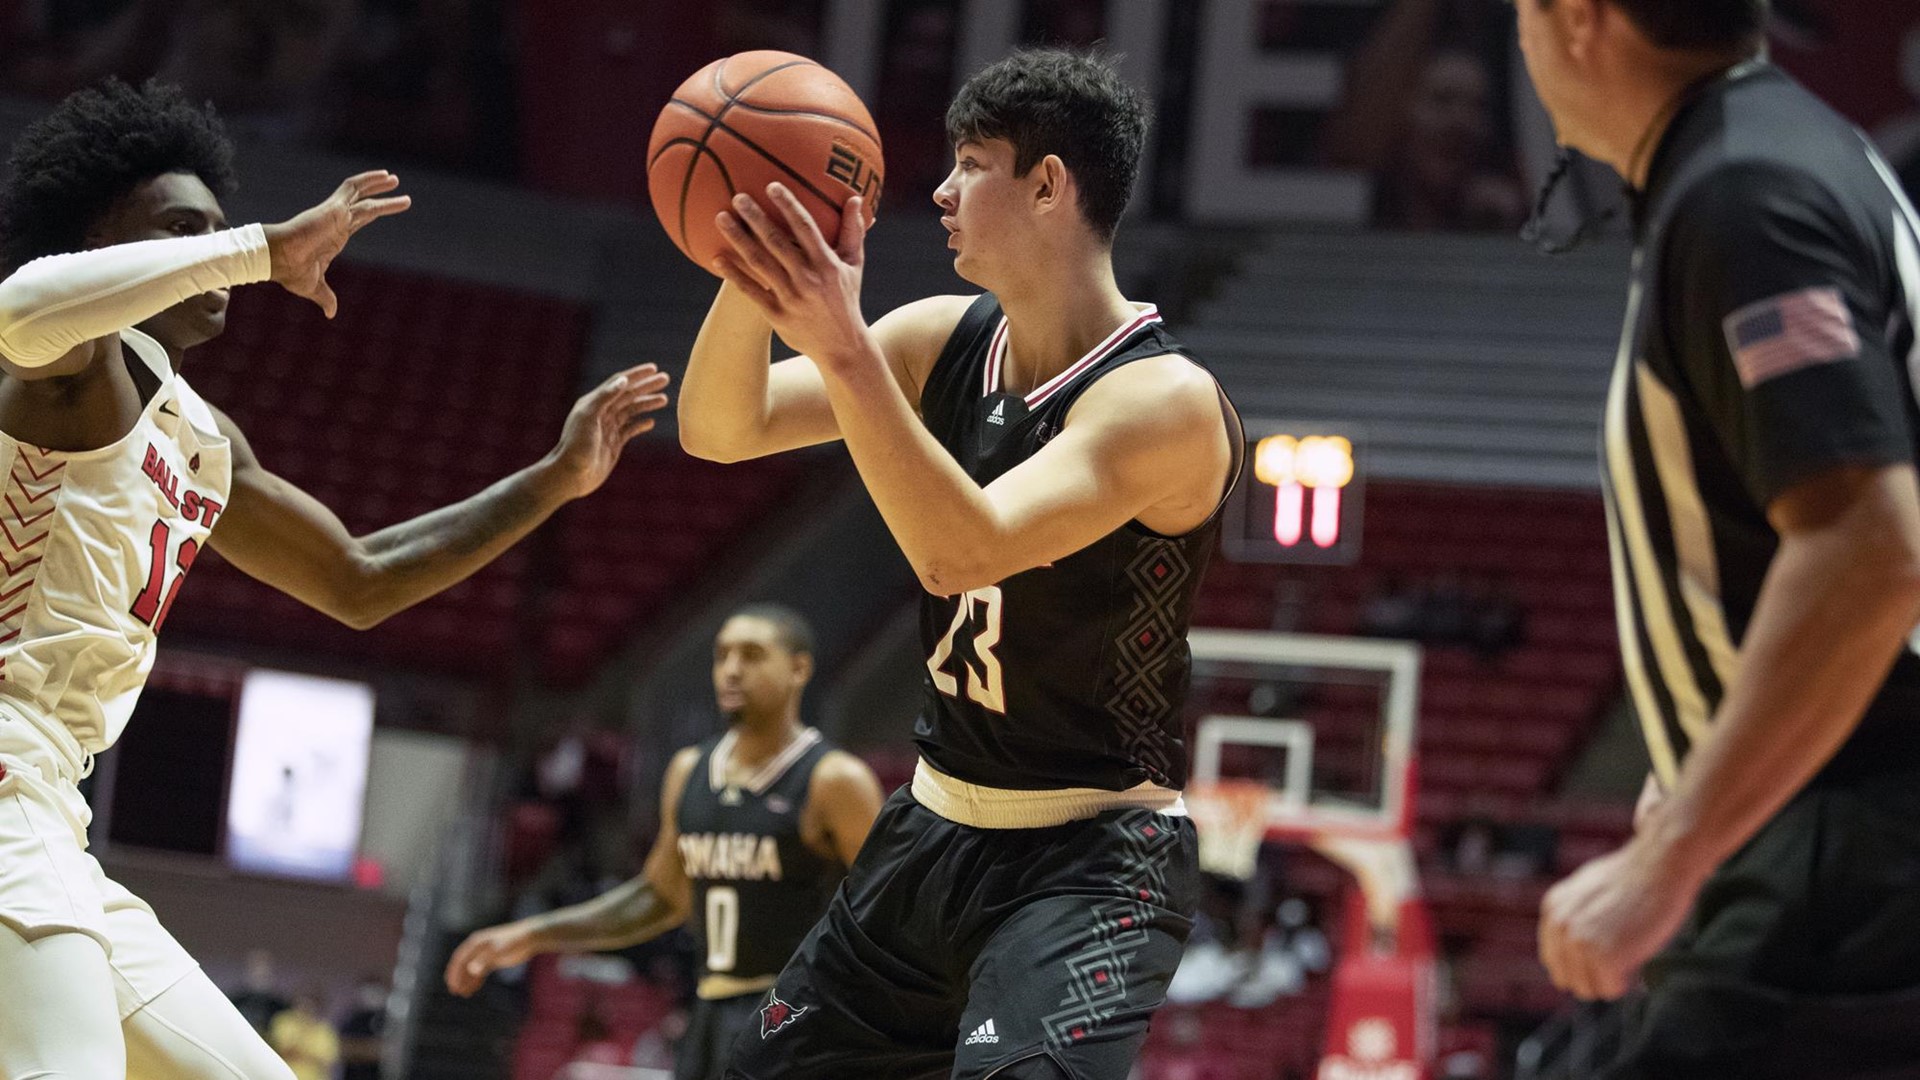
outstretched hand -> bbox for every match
[264,171,412,319]
[545,363,673,500]
[444,922,538,998]
[711,184,873,370]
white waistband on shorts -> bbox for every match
[697,973,777,1001]
[0,700,90,784]
[910,758,1187,829]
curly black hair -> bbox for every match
[0,79,237,273]
[946,48,1149,243]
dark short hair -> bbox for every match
[726,604,816,658]
[0,79,237,273]
[946,47,1149,242]
[1541,0,1769,50]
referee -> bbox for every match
[1516,1,1920,1076]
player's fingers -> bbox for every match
[1564,938,1606,1001]
[622,393,671,417]
[620,414,657,437]
[445,941,483,993]
[338,170,393,200]
[313,277,339,320]
[618,368,671,396]
[836,196,868,264]
[716,210,786,283]
[711,249,783,310]
[766,183,832,260]
[1591,956,1631,1002]
[357,171,402,196]
[731,192,811,274]
[1538,909,1571,992]
[350,195,412,232]
[587,370,636,403]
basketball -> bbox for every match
[647,51,884,273]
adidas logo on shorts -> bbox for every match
[965,1019,1001,1046]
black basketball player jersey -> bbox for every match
[676,728,840,990]
[915,294,1242,793]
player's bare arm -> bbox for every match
[206,363,668,629]
[711,183,1232,595]
[1540,462,1920,1000]
[676,273,970,463]
[0,171,409,384]
[799,750,885,868]
[444,747,702,998]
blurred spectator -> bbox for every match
[1169,862,1330,1008]
[1,0,497,170]
[1322,0,1525,231]
[339,976,388,1080]
[1230,896,1331,1008]
[1876,22,1920,199]
[1447,818,1498,877]
[270,990,342,1080]
[1,0,354,137]
[1465,577,1525,660]
[1360,572,1524,656]
[630,1008,687,1071]
[227,948,291,1037]
[554,1009,631,1079]
[1360,573,1422,639]
[716,0,824,56]
[872,1,961,204]
[1445,817,1557,879]
[1422,571,1472,645]
[324,0,494,169]
[1022,0,1106,48]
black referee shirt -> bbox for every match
[1606,61,1920,787]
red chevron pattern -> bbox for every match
[0,447,61,680]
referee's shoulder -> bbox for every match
[1662,158,1854,250]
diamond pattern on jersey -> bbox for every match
[1039,812,1176,1049]
[1102,539,1193,784]
[0,448,63,678]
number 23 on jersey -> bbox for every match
[927,585,1006,714]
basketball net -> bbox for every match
[1186,779,1271,880]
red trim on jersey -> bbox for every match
[982,306,1163,407]
[0,448,60,663]
[980,318,1011,398]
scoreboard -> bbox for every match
[1223,423,1364,565]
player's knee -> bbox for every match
[982,1050,1075,1080]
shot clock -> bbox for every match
[1223,424,1364,565]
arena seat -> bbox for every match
[166,263,811,684]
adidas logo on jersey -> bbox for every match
[987,400,1007,426]
[964,1019,1000,1046]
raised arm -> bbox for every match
[676,270,969,464]
[833,354,1229,595]
[445,747,702,996]
[207,364,668,628]
[707,184,1232,595]
[0,171,408,380]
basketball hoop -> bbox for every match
[1186,780,1270,880]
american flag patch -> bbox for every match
[1721,286,1860,389]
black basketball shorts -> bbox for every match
[1603,771,1920,1080]
[677,992,765,1080]
[722,787,1200,1080]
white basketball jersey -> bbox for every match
[0,329,231,766]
